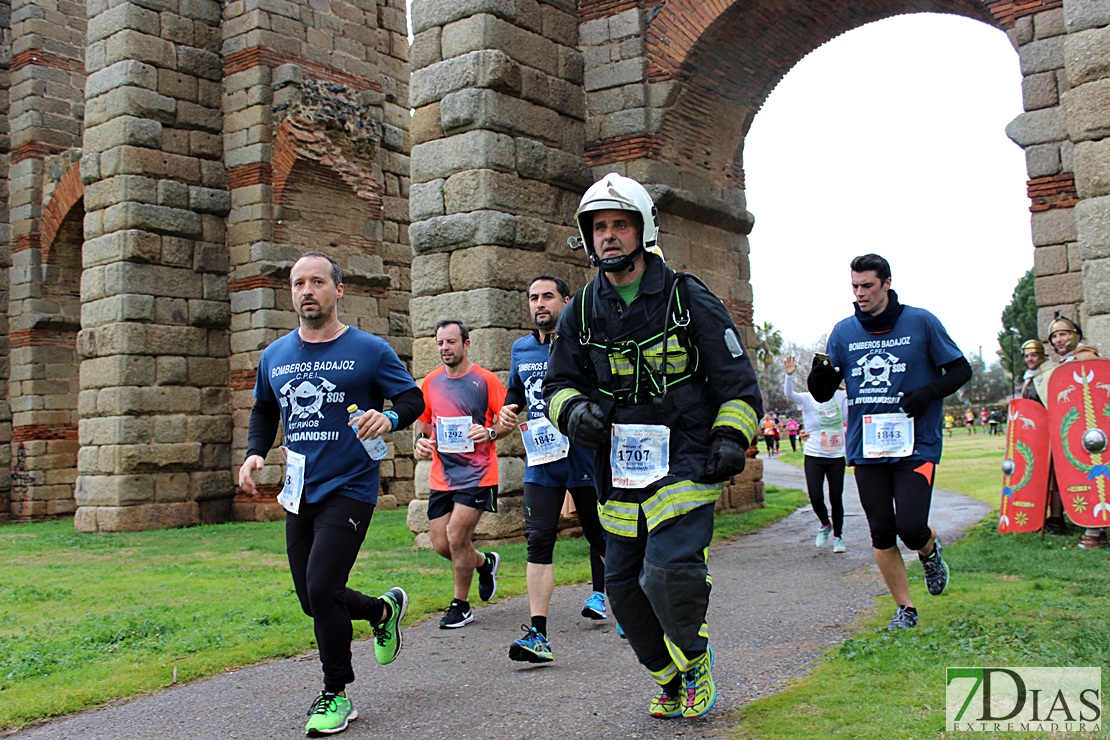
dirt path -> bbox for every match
[10,459,990,739]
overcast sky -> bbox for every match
[744,12,1030,362]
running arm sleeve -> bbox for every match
[388,386,425,431]
[246,397,281,460]
[900,356,973,418]
[504,385,526,413]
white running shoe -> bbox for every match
[832,536,846,553]
[815,525,831,548]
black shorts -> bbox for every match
[427,486,498,520]
[854,459,935,551]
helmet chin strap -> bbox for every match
[593,245,644,273]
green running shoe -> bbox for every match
[508,625,553,663]
[680,646,716,718]
[304,691,357,736]
[373,587,407,666]
[649,685,683,719]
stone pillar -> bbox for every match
[407,0,592,543]
[75,0,232,532]
[1004,8,1085,339]
[0,0,11,521]
[1064,0,1110,349]
[222,0,412,520]
[6,0,87,520]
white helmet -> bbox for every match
[569,173,662,271]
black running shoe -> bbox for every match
[439,599,473,629]
[887,605,918,631]
[477,551,500,601]
[919,536,949,596]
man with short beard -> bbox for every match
[501,275,609,664]
[239,251,425,736]
[415,319,517,628]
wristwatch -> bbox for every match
[383,410,399,431]
[487,427,497,440]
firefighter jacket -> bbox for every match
[544,253,763,535]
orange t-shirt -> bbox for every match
[419,365,506,491]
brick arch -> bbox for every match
[272,117,383,214]
[40,161,83,264]
[648,0,1007,86]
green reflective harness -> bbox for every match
[578,271,706,406]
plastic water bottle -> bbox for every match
[347,405,388,460]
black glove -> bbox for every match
[702,434,747,482]
[900,357,974,418]
[807,356,840,403]
[564,400,608,449]
[899,387,934,418]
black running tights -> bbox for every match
[804,455,846,536]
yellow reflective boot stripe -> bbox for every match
[650,662,678,686]
[663,627,709,672]
[599,499,640,537]
[713,398,759,443]
[547,387,584,428]
[642,480,722,531]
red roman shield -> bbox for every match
[999,399,1050,534]
[1046,359,1110,528]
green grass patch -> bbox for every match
[0,485,806,729]
[731,428,1110,739]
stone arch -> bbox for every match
[40,162,84,264]
[574,0,1100,346]
[9,160,84,520]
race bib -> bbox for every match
[862,413,914,458]
[436,415,475,453]
[278,446,305,515]
[819,430,845,454]
[520,417,569,466]
[611,424,669,488]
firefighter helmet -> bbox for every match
[570,173,662,272]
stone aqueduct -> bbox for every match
[0,0,1106,529]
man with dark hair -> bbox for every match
[500,274,609,664]
[415,318,517,628]
[545,173,762,719]
[809,253,971,631]
[239,251,425,736]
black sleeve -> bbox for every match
[505,385,526,411]
[388,386,425,431]
[931,356,973,399]
[246,397,281,460]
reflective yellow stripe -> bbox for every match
[599,499,640,537]
[713,399,759,444]
[663,627,709,672]
[642,480,721,531]
[650,662,678,686]
[547,387,584,429]
[605,335,689,377]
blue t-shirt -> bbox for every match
[254,327,417,505]
[508,332,594,488]
[827,305,963,466]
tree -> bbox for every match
[958,354,1012,405]
[754,321,784,409]
[760,336,826,413]
[997,269,1037,385]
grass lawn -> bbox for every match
[0,485,806,729]
[731,429,1110,739]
